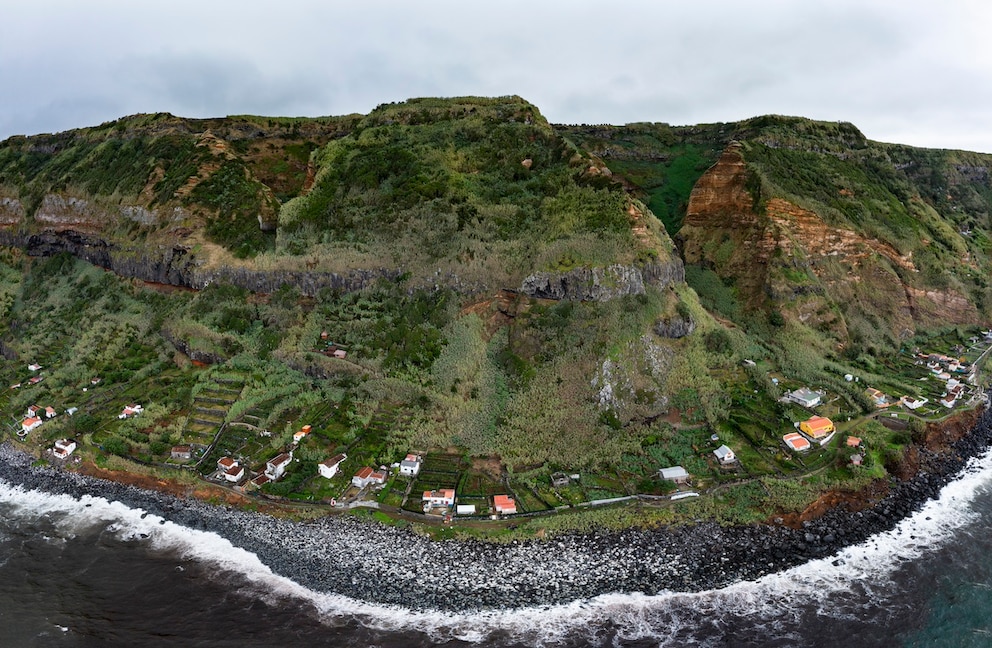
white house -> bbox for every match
[422,489,456,509]
[266,452,293,480]
[902,396,928,410]
[787,388,821,408]
[224,463,245,483]
[714,445,736,465]
[171,445,192,461]
[318,453,347,479]
[21,417,42,434]
[352,467,376,489]
[27,363,42,371]
[293,425,312,444]
[53,439,76,459]
[45,406,56,419]
[119,404,143,419]
[659,466,690,483]
[493,494,517,515]
[455,504,476,515]
[399,454,422,477]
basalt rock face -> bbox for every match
[520,259,684,302]
[4,229,199,287]
[196,266,402,296]
[1,228,400,297]
[653,313,695,339]
[0,197,24,226]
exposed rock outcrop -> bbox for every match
[0,339,18,361]
[34,194,108,230]
[159,329,226,366]
[0,197,23,226]
[520,259,684,302]
[0,229,401,297]
[197,266,402,296]
[653,313,695,338]
[678,143,979,339]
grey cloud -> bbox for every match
[1,1,992,152]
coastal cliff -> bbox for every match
[4,100,992,550]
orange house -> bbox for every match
[799,416,835,439]
[493,495,517,515]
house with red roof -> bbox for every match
[422,489,456,509]
[783,432,811,452]
[45,406,56,419]
[319,453,347,479]
[53,439,76,459]
[293,425,312,444]
[865,388,888,408]
[217,456,237,472]
[902,396,928,410]
[118,404,143,419]
[399,453,422,477]
[352,466,376,489]
[493,494,517,515]
[266,452,293,480]
[21,417,43,434]
[224,463,245,483]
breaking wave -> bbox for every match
[2,445,992,646]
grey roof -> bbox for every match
[660,466,689,480]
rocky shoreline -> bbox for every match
[1,405,990,612]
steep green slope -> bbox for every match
[2,103,991,530]
[0,112,357,257]
[276,97,676,289]
[558,122,732,235]
[571,116,992,356]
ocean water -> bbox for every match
[3,450,992,647]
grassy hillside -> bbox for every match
[276,97,673,288]
[2,103,991,531]
[0,112,357,257]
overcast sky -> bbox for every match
[3,0,992,152]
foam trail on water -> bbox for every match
[0,446,991,646]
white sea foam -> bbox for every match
[1,446,992,646]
